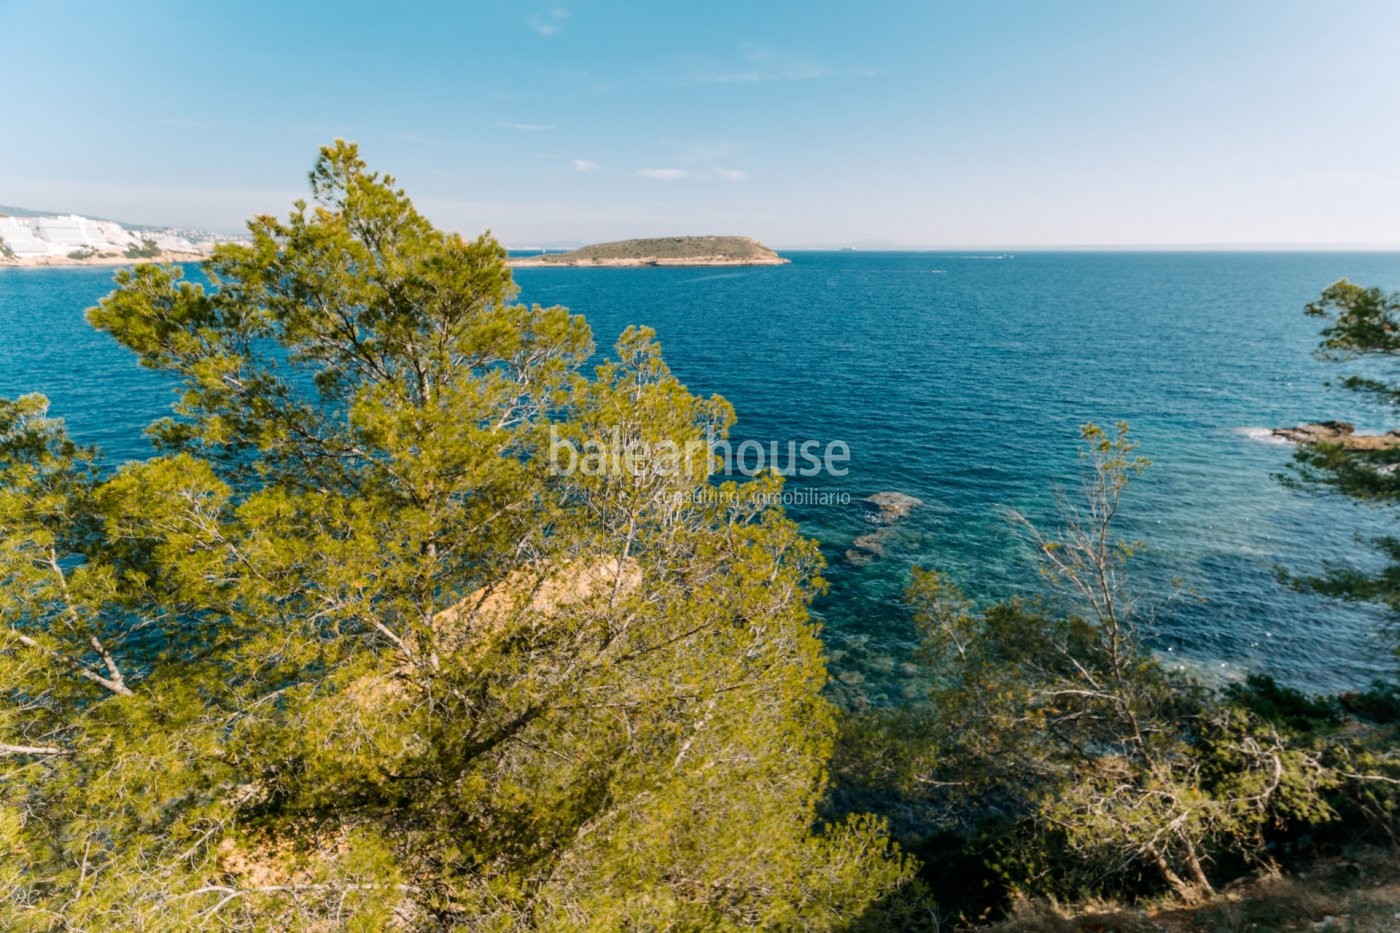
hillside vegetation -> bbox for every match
[511,235,788,266]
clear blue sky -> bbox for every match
[2,0,1398,247]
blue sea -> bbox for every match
[3,252,1397,703]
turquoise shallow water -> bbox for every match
[3,252,1397,701]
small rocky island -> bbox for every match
[509,235,788,268]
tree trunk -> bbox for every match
[1152,851,1195,902]
[1152,841,1214,904]
[1181,840,1215,899]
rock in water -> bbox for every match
[862,491,924,525]
[1271,421,1400,450]
[845,549,876,567]
[851,533,889,555]
[846,529,895,566]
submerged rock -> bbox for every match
[851,532,889,555]
[846,496,923,564]
[1271,421,1400,450]
[844,548,876,567]
[861,491,924,525]
[845,528,897,566]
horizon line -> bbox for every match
[507,242,1400,253]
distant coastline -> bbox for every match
[0,209,237,269]
[510,235,788,268]
[0,251,212,269]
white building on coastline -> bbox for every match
[34,215,104,248]
[0,214,132,257]
[0,217,57,256]
[0,211,235,260]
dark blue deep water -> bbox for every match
[3,253,1398,703]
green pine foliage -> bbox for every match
[0,142,914,929]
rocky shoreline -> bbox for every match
[1271,421,1400,450]
[0,251,211,269]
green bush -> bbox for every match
[1225,674,1343,734]
[124,238,162,259]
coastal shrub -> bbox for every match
[1224,674,1343,734]
[1284,280,1400,622]
[123,237,161,259]
[1342,679,1400,724]
[830,425,1378,923]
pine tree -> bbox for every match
[0,141,912,929]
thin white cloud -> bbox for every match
[674,140,742,163]
[636,167,746,182]
[529,4,569,37]
[572,159,600,172]
[682,45,873,85]
[498,122,555,132]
